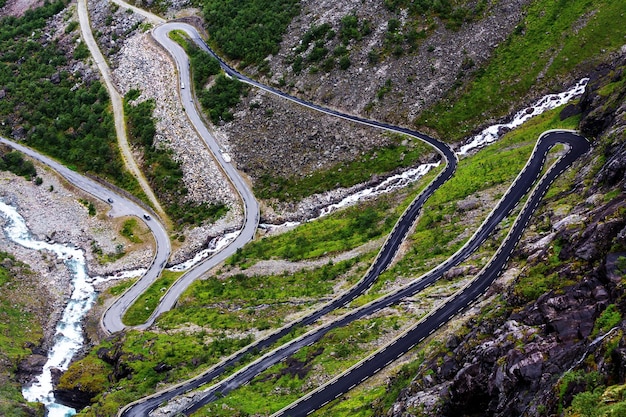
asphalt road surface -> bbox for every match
[118,21,590,417]
[0,136,172,337]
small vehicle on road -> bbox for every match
[143,214,151,220]
[107,197,113,203]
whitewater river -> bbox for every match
[0,78,588,414]
[0,200,87,417]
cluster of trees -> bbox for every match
[170,33,221,91]
[123,89,228,227]
[287,14,370,75]
[170,31,248,125]
[0,0,134,190]
[202,0,300,68]
[197,75,247,124]
[0,149,37,180]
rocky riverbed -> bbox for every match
[0,164,153,346]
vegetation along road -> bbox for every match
[116,20,591,417]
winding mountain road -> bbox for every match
[116,21,590,417]
[121,130,588,417]
[0,137,172,334]
[3,4,590,415]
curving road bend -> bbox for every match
[117,22,457,417]
[131,24,262,331]
[136,22,456,329]
[0,136,172,336]
[117,20,591,417]
[165,131,590,417]
[270,130,590,417]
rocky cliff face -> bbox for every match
[384,48,626,417]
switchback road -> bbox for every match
[0,136,172,336]
[117,20,590,417]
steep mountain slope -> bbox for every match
[382,50,626,417]
[2,0,626,415]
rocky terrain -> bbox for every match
[0,157,155,313]
[217,0,533,171]
[264,0,532,124]
[86,0,245,261]
[383,48,626,417]
[2,0,626,415]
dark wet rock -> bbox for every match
[50,367,63,386]
[54,387,96,410]
[560,103,582,120]
[15,354,47,384]
[154,362,173,373]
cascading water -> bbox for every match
[261,78,589,235]
[0,200,95,417]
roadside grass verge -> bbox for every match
[228,200,392,267]
[122,269,183,326]
[416,0,625,141]
[120,218,143,243]
[199,314,410,416]
[157,256,371,332]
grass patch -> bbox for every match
[200,315,404,416]
[592,304,622,337]
[122,270,183,326]
[566,383,626,417]
[228,201,393,267]
[416,0,626,141]
[65,329,254,417]
[106,277,138,297]
[120,218,143,243]
[158,256,369,332]
[227,170,436,268]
